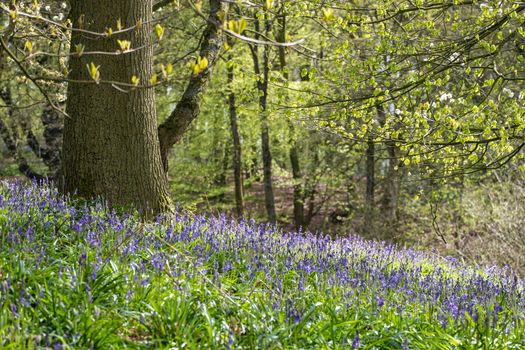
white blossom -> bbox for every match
[439,93,453,102]
[502,88,514,98]
[52,13,64,21]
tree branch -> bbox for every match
[157,0,226,172]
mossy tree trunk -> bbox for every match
[61,0,172,215]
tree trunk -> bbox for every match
[0,88,43,180]
[376,104,399,224]
[61,0,172,215]
[365,134,375,230]
[250,15,276,224]
[227,59,244,217]
[382,141,400,223]
[277,10,304,229]
[40,103,63,178]
[289,136,304,229]
[305,147,320,225]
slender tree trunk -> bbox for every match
[376,104,399,223]
[250,15,276,224]
[40,104,63,178]
[365,134,375,229]
[289,138,304,228]
[382,141,400,223]
[61,0,172,215]
[248,145,259,180]
[19,117,43,160]
[277,10,304,229]
[305,149,319,225]
[227,59,244,217]
[0,88,43,180]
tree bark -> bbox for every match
[227,59,244,217]
[61,0,172,215]
[157,0,224,172]
[250,15,276,224]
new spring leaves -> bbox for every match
[82,20,206,87]
[77,2,333,87]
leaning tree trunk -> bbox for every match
[61,0,172,215]
[157,0,224,172]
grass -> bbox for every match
[0,181,524,349]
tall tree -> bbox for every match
[276,9,304,229]
[61,0,172,215]
[250,13,277,224]
[365,133,375,230]
[227,50,245,217]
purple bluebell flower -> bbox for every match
[351,330,360,349]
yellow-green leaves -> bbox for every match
[75,44,84,57]
[160,63,174,80]
[24,40,33,53]
[86,62,100,83]
[322,8,333,22]
[238,18,247,34]
[117,40,131,52]
[265,0,273,11]
[191,56,208,76]
[131,75,139,87]
[194,0,203,12]
[217,10,226,25]
[116,19,122,31]
[228,18,247,35]
[518,26,525,38]
[150,74,158,85]
[155,23,165,41]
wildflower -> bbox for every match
[376,296,385,308]
[10,303,19,318]
[351,330,360,349]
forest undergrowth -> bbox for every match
[1,181,524,349]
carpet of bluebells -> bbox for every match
[0,182,524,349]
